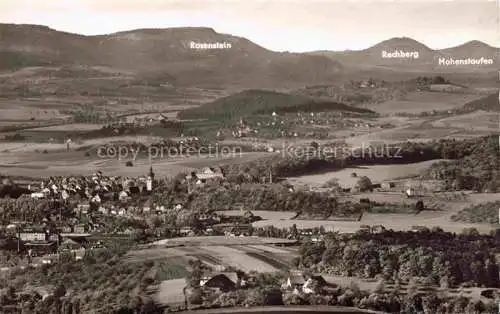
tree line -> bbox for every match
[294,229,500,289]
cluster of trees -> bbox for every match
[178,90,318,122]
[0,183,30,198]
[414,75,448,87]
[1,133,27,142]
[0,244,164,313]
[254,101,375,115]
[461,92,499,112]
[186,184,359,218]
[66,104,110,124]
[421,135,499,192]
[300,78,427,106]
[294,230,500,289]
[81,121,184,140]
[0,197,73,224]
[451,201,500,224]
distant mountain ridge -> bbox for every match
[309,37,499,69]
[0,23,345,87]
[0,24,498,88]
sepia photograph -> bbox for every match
[0,0,499,313]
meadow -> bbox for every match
[371,91,484,114]
[287,159,444,188]
[370,91,482,114]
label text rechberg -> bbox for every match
[381,50,419,59]
[189,41,232,49]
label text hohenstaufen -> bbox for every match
[438,57,494,66]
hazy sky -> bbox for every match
[1,0,498,52]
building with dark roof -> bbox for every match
[200,272,239,292]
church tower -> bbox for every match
[148,166,155,180]
[146,166,154,192]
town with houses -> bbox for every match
[0,1,499,312]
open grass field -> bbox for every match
[202,245,279,272]
[0,135,163,153]
[287,159,444,188]
[215,211,297,220]
[431,110,499,131]
[154,278,186,305]
[345,117,496,144]
[149,236,297,247]
[370,91,484,114]
[28,123,106,131]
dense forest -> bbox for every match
[421,135,499,192]
[295,229,500,289]
[178,89,374,122]
[186,184,360,218]
[0,198,73,224]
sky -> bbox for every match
[0,0,498,52]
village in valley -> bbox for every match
[0,125,499,313]
[0,1,499,313]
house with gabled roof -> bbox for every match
[200,272,243,292]
[58,238,82,252]
[186,167,224,181]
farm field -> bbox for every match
[370,91,483,114]
[202,246,279,272]
[149,236,297,247]
[154,278,186,305]
[129,241,296,273]
[287,159,445,188]
[0,99,70,120]
[431,110,499,131]
[0,135,163,153]
[345,120,496,145]
[0,156,231,178]
[0,137,269,177]
[28,123,106,131]
[216,210,297,220]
